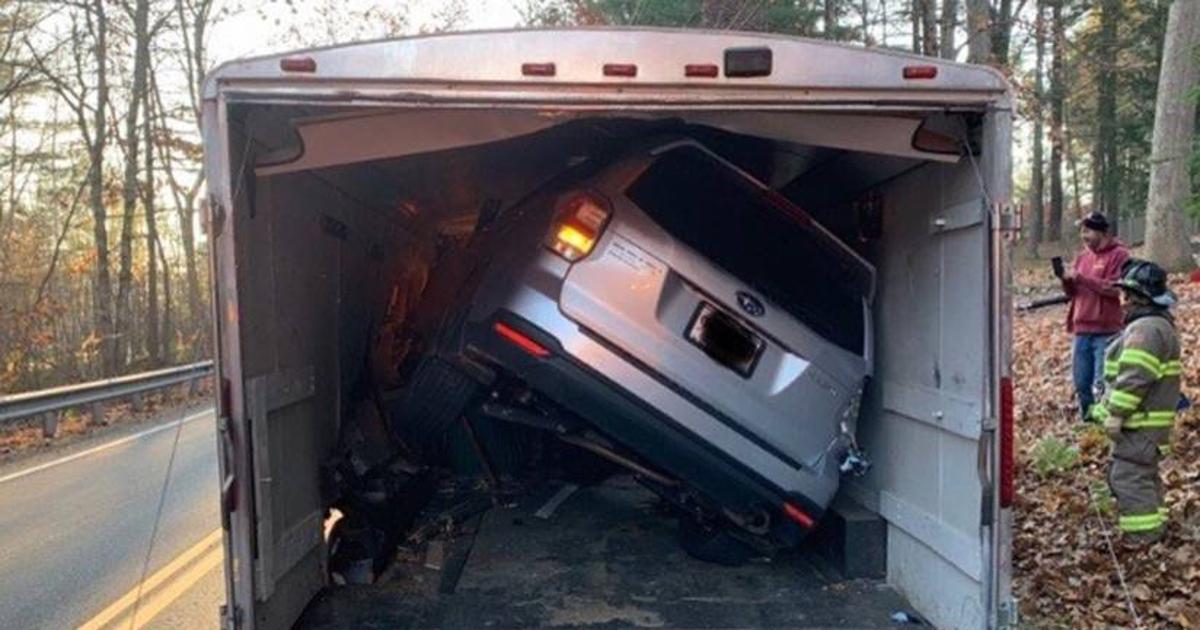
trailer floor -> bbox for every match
[298,476,911,629]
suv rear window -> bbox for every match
[626,145,872,355]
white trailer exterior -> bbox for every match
[202,28,1017,630]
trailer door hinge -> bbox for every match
[993,203,1023,234]
[208,195,226,239]
[997,597,1020,629]
[221,603,243,630]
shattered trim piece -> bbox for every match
[535,483,580,520]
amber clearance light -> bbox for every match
[545,192,612,262]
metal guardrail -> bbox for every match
[0,361,214,436]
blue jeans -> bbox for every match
[1074,333,1115,419]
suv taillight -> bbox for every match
[545,191,611,262]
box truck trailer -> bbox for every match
[202,28,1018,630]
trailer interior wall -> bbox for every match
[211,104,1004,630]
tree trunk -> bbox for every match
[176,0,212,341]
[86,0,115,376]
[861,0,870,44]
[882,0,889,47]
[1047,0,1064,242]
[143,80,160,366]
[992,0,1014,65]
[939,0,956,59]
[825,0,839,38]
[3,98,14,229]
[156,231,173,363]
[1093,0,1120,225]
[180,200,201,332]
[911,0,922,53]
[1145,0,1200,271]
[920,0,938,55]
[115,0,151,369]
[1065,117,1084,220]
[964,0,991,64]
[1028,0,1046,258]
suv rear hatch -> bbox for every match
[559,143,874,468]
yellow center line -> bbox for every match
[76,528,223,630]
[119,547,224,630]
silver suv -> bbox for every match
[394,137,875,553]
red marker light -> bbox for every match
[903,65,938,80]
[280,57,317,73]
[685,63,720,78]
[219,377,232,418]
[522,62,556,77]
[783,502,816,529]
[999,376,1015,508]
[603,63,637,77]
[494,322,551,358]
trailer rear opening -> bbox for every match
[203,29,1015,630]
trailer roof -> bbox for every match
[203,27,1011,108]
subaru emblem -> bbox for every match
[736,291,765,317]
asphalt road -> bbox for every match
[0,406,222,630]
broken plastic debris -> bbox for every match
[424,540,445,571]
[535,483,580,519]
[891,611,924,624]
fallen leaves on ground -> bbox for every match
[1014,277,1200,629]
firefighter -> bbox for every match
[1090,259,1181,545]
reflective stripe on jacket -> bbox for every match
[1093,312,1181,432]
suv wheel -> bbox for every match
[390,357,481,462]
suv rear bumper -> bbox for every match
[460,307,837,543]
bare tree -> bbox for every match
[1027,0,1045,257]
[1047,0,1063,241]
[991,0,1014,65]
[114,0,153,367]
[171,0,213,343]
[964,0,991,63]
[1091,0,1119,230]
[33,1,121,375]
[919,0,938,55]
[143,52,160,365]
[1144,0,1200,271]
[825,0,840,38]
[911,0,921,52]
[939,0,956,59]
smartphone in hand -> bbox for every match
[1051,256,1065,279]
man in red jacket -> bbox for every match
[1062,212,1130,421]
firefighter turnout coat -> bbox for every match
[1092,308,1181,538]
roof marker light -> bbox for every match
[522,62,556,77]
[603,63,637,77]
[280,57,317,73]
[903,65,938,79]
[685,63,720,78]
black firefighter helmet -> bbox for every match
[1117,258,1177,307]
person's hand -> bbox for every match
[1062,269,1076,282]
